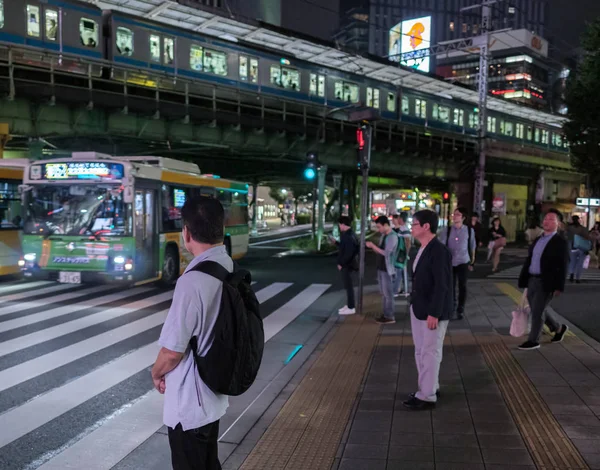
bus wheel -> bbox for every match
[224,236,232,257]
[161,246,180,286]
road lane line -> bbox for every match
[0,281,53,296]
[0,284,77,305]
[0,291,174,358]
[0,287,155,333]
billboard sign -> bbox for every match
[389,16,432,73]
[439,29,549,59]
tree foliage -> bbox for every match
[564,18,600,189]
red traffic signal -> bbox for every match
[443,192,449,201]
[356,129,365,150]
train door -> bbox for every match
[134,186,159,281]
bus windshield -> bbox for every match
[23,185,132,237]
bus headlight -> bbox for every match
[24,253,36,262]
[114,256,126,264]
[124,259,133,271]
[18,260,25,267]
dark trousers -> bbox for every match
[527,277,560,344]
[168,421,221,470]
[453,263,469,311]
[341,267,355,309]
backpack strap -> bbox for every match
[188,260,229,282]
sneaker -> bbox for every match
[375,316,396,325]
[403,396,435,410]
[551,324,569,343]
[339,307,356,315]
[518,341,540,351]
[338,305,348,312]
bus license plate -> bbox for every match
[59,272,81,284]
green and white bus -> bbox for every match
[19,152,249,285]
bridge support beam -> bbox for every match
[0,124,10,159]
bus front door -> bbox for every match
[134,189,158,281]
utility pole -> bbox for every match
[356,123,372,316]
[316,164,328,251]
[461,1,495,216]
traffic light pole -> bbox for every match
[357,124,372,316]
[317,164,328,252]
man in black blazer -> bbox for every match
[403,210,454,410]
[518,209,570,350]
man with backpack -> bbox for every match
[366,216,398,324]
[392,213,411,295]
[439,207,477,320]
[151,196,263,470]
[336,216,359,315]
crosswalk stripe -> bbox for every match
[0,281,53,296]
[0,280,335,468]
[0,284,114,319]
[35,391,165,470]
[255,282,293,304]
[0,286,154,334]
[0,291,173,358]
[0,343,160,449]
[0,309,168,394]
[263,284,331,342]
[0,283,77,305]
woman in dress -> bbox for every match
[489,217,507,272]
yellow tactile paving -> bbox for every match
[496,283,577,339]
[478,336,589,469]
[239,295,382,470]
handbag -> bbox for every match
[574,234,592,252]
[583,255,591,270]
[510,289,530,338]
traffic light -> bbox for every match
[356,123,371,170]
[443,192,450,203]
[304,151,317,180]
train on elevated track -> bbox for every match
[0,0,568,154]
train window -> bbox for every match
[309,74,325,97]
[26,5,40,37]
[387,93,396,112]
[190,45,203,71]
[116,27,134,56]
[45,10,58,41]
[0,0,3,29]
[149,35,160,62]
[164,37,174,65]
[432,104,450,123]
[552,133,563,147]
[240,56,258,83]
[271,66,300,91]
[401,95,409,114]
[504,122,514,137]
[487,116,497,133]
[516,123,525,139]
[453,108,464,126]
[334,81,359,103]
[80,18,98,48]
[366,88,380,108]
[541,130,549,144]
[527,126,533,140]
[468,112,478,129]
[534,128,540,142]
[415,99,427,119]
[204,49,227,76]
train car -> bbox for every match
[0,0,103,75]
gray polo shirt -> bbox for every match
[439,225,476,267]
[158,245,233,431]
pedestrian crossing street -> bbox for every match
[489,265,600,282]
[0,278,332,470]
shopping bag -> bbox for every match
[583,255,591,270]
[510,289,530,338]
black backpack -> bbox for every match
[187,261,264,397]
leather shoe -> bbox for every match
[403,396,435,410]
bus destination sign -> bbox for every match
[30,162,125,181]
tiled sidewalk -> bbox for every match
[333,281,600,470]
